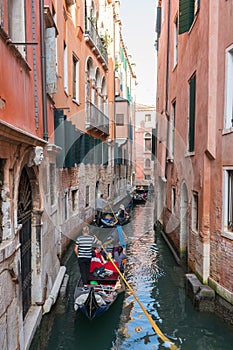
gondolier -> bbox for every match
[96,194,107,226]
[74,226,101,289]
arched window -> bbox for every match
[86,57,94,102]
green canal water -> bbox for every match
[30,204,233,350]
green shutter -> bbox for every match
[95,139,102,165]
[179,0,194,34]
[156,7,161,37]
[189,75,196,152]
[103,142,108,166]
[115,142,119,165]
[152,128,156,160]
[54,109,65,168]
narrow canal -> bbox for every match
[31,203,233,350]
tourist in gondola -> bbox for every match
[113,246,127,272]
[116,204,128,224]
[93,245,106,264]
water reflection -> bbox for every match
[31,202,233,350]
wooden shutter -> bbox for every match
[156,6,161,37]
[54,109,65,168]
[152,128,156,160]
[189,75,196,152]
[103,142,108,166]
[46,28,57,94]
[179,0,194,34]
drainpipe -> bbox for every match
[32,0,39,130]
[39,0,48,141]
[165,0,171,179]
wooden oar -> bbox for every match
[101,246,178,350]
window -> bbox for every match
[192,192,198,232]
[223,169,233,233]
[7,0,26,57]
[144,132,152,152]
[174,16,178,67]
[188,74,196,152]
[86,185,89,207]
[64,190,68,221]
[225,46,233,129]
[116,114,124,126]
[0,1,4,27]
[179,0,200,34]
[152,128,156,160]
[145,158,151,168]
[171,187,176,214]
[145,114,151,122]
[45,27,57,94]
[49,163,56,205]
[72,54,79,102]
[168,100,176,160]
[0,159,4,243]
[145,174,151,180]
[71,188,78,212]
[64,43,68,94]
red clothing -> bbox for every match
[94,250,105,263]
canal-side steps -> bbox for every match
[154,220,233,326]
[185,273,215,312]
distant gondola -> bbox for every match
[100,212,130,227]
[133,186,148,205]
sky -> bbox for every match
[120,0,157,107]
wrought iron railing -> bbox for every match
[86,101,109,135]
[85,17,108,66]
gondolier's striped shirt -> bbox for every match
[75,235,98,258]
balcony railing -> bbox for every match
[85,17,108,67]
[86,101,109,136]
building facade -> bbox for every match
[135,104,156,187]
[0,0,136,349]
[156,0,233,306]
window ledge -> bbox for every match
[185,151,195,157]
[191,229,198,236]
[0,28,31,72]
[72,99,80,106]
[222,231,233,240]
[222,127,233,136]
[172,63,177,72]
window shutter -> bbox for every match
[64,121,74,168]
[152,128,156,160]
[95,139,102,165]
[179,0,194,35]
[54,109,65,168]
[115,142,119,164]
[189,75,196,152]
[103,142,108,166]
[45,27,57,94]
[156,6,161,37]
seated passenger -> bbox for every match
[113,246,127,272]
[117,204,127,223]
[93,246,106,264]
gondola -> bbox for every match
[133,186,148,205]
[100,212,130,227]
[74,259,125,320]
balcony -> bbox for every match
[84,17,108,69]
[85,101,109,136]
